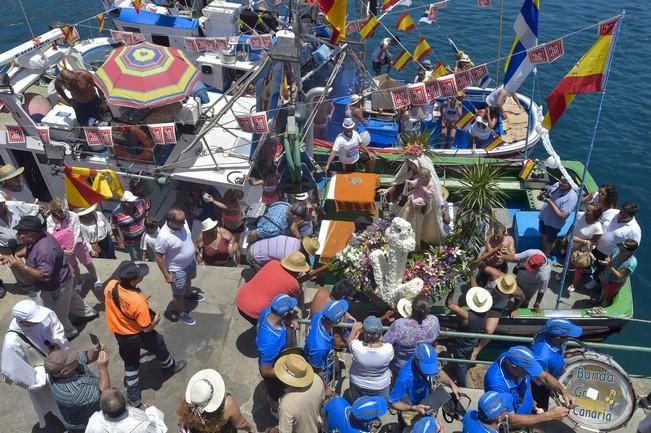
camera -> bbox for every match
[537,190,551,201]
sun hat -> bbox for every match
[12,299,49,323]
[280,251,311,273]
[120,191,138,203]
[523,254,546,272]
[271,294,298,316]
[414,342,439,375]
[397,297,413,318]
[14,215,44,232]
[342,117,356,129]
[201,218,219,232]
[496,274,517,295]
[274,353,314,388]
[74,204,97,216]
[185,369,226,413]
[422,59,433,70]
[478,391,514,421]
[0,164,24,182]
[543,318,582,339]
[44,347,79,376]
[362,315,383,335]
[458,53,471,63]
[350,94,362,105]
[322,299,349,323]
[351,396,389,422]
[504,346,543,377]
[440,186,449,202]
[412,416,439,433]
[117,262,150,280]
[622,239,639,252]
[301,237,320,256]
[465,287,493,313]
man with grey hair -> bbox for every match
[85,388,167,433]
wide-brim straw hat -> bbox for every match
[397,298,413,318]
[350,94,362,105]
[301,237,320,256]
[280,251,311,273]
[496,274,517,295]
[75,204,97,216]
[0,164,24,182]
[201,218,219,232]
[185,369,226,413]
[465,286,493,313]
[274,354,314,388]
[441,186,449,202]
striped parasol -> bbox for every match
[94,42,200,109]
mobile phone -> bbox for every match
[89,333,100,346]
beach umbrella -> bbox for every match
[94,42,200,109]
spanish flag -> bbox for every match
[96,14,106,33]
[542,18,618,130]
[359,16,380,40]
[64,166,124,209]
[455,111,475,130]
[61,26,76,45]
[485,135,505,151]
[132,0,143,13]
[392,50,411,72]
[315,0,347,43]
[395,11,415,32]
[412,37,432,63]
[432,62,448,78]
[280,64,291,100]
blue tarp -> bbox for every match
[117,8,199,30]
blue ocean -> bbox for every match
[1,0,650,373]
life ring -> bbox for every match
[559,350,636,432]
[113,125,154,162]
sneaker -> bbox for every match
[93,280,103,290]
[179,312,196,326]
[163,359,187,380]
[585,279,598,290]
[128,399,142,408]
[65,329,80,340]
[568,284,576,293]
[185,292,205,302]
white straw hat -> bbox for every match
[465,287,493,313]
[201,218,219,232]
[397,298,413,318]
[185,369,226,413]
[120,191,138,203]
[75,204,97,216]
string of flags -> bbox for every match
[236,112,270,134]
[419,1,447,25]
[110,30,145,45]
[183,34,273,52]
[527,39,565,64]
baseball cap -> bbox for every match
[351,396,388,422]
[415,342,439,375]
[322,299,349,323]
[362,315,383,335]
[523,254,546,272]
[412,416,439,433]
[504,346,543,377]
[44,348,79,376]
[120,191,138,202]
[270,294,298,316]
[116,262,150,280]
[478,391,514,421]
[543,318,582,338]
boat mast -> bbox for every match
[495,0,505,84]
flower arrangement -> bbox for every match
[404,244,472,300]
[397,129,435,158]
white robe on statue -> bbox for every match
[0,307,68,428]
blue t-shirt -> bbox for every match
[323,397,365,433]
[530,334,565,378]
[304,311,335,373]
[484,355,534,415]
[389,358,431,405]
[462,411,497,433]
[539,183,578,229]
[256,306,287,366]
[601,247,638,283]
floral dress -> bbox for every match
[383,315,440,373]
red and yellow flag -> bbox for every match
[392,50,411,72]
[64,166,124,209]
[412,37,432,63]
[381,0,400,11]
[96,14,106,33]
[455,111,475,130]
[132,0,143,14]
[433,62,448,78]
[359,16,380,40]
[395,11,415,32]
[542,18,619,129]
[61,26,76,44]
[485,135,506,151]
[315,0,347,43]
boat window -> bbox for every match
[151,34,170,47]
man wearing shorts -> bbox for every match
[538,177,578,256]
[324,118,376,173]
[154,207,203,326]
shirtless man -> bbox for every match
[475,222,515,286]
[54,69,106,126]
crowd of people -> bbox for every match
[0,141,643,433]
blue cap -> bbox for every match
[412,416,439,433]
[478,391,514,421]
[504,346,543,377]
[415,343,439,375]
[270,294,297,316]
[362,315,383,335]
[351,396,388,422]
[543,318,583,338]
[322,299,349,323]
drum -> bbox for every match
[558,350,636,432]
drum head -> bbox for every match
[559,351,636,432]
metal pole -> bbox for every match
[555,14,624,309]
[523,68,536,161]
[495,0,504,83]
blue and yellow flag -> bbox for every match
[502,0,539,93]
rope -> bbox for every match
[17,0,36,39]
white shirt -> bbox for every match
[154,222,195,272]
[140,229,159,256]
[349,340,394,390]
[332,131,362,165]
[470,116,492,140]
[85,406,168,433]
[514,249,551,293]
[79,211,111,244]
[572,212,603,250]
[0,201,39,247]
[596,209,642,255]
[0,184,36,203]
[372,38,391,62]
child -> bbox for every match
[597,239,638,307]
[406,168,435,213]
[140,217,159,262]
